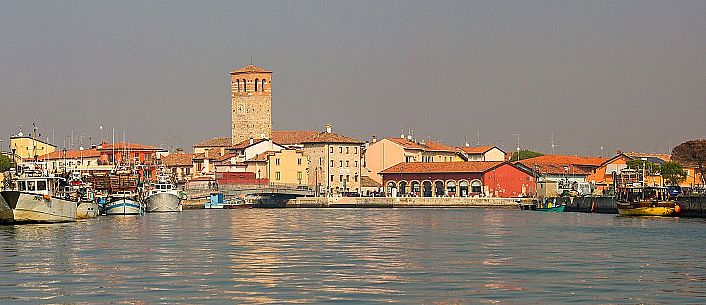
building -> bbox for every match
[242,149,308,186]
[230,64,272,145]
[380,161,535,198]
[272,125,363,195]
[160,152,194,184]
[36,148,106,174]
[364,136,464,184]
[515,154,607,196]
[97,142,163,182]
[9,133,56,161]
[458,145,506,161]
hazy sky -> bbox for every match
[1,0,704,156]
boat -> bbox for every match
[104,190,143,215]
[0,174,77,223]
[144,171,182,212]
[205,192,224,209]
[536,204,565,212]
[223,197,253,209]
[616,186,676,216]
[614,168,678,217]
[66,172,99,219]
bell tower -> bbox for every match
[230,64,273,145]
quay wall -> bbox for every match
[558,196,618,214]
[676,196,706,218]
[284,197,534,208]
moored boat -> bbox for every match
[104,191,143,215]
[617,186,677,217]
[536,205,565,212]
[0,175,77,223]
[144,172,182,213]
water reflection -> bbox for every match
[1,209,706,303]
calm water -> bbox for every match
[1,209,706,304]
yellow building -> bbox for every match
[9,135,56,160]
[245,149,308,186]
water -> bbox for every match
[1,209,706,304]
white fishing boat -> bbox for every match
[66,171,99,219]
[104,191,143,215]
[0,175,77,223]
[144,172,182,212]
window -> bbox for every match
[275,158,280,165]
[354,147,358,154]
[346,160,349,167]
[471,180,482,193]
[340,175,343,182]
[346,175,350,182]
[261,79,266,92]
[297,171,302,180]
[354,161,358,167]
[354,175,358,182]
[27,181,36,191]
[37,181,47,191]
[319,157,322,166]
[18,181,26,191]
[329,147,333,153]
[346,147,349,154]
[339,147,343,153]
[255,79,259,92]
[330,160,334,167]
[236,79,240,92]
[339,160,343,167]
[330,175,334,182]
[297,158,302,165]
[447,181,457,193]
[275,171,281,180]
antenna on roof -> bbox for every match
[250,56,253,65]
[476,129,482,146]
[550,132,557,155]
[464,136,469,147]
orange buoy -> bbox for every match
[674,204,682,214]
[43,194,51,201]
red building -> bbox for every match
[97,141,163,182]
[380,161,536,198]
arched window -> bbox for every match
[236,79,240,92]
[447,181,457,195]
[471,180,482,193]
[243,79,247,91]
[261,79,267,92]
[411,181,420,196]
[434,181,444,196]
[398,181,407,195]
[459,180,469,197]
[387,182,397,195]
[255,79,259,92]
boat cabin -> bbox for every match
[16,176,67,197]
[617,186,669,203]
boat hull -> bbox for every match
[536,205,565,212]
[0,191,77,223]
[77,201,100,219]
[104,198,143,215]
[144,193,182,213]
[618,206,674,216]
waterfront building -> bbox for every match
[364,136,464,184]
[514,155,606,196]
[380,161,535,198]
[9,133,56,161]
[230,64,272,145]
[160,152,194,184]
[241,149,308,186]
[458,145,506,161]
[37,148,106,174]
[97,141,163,181]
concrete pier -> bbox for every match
[284,197,533,208]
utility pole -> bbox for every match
[513,133,520,161]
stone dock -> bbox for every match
[286,197,533,208]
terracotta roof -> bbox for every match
[232,138,271,149]
[460,145,498,154]
[624,152,671,162]
[380,161,504,174]
[518,162,592,176]
[230,64,272,74]
[360,176,382,188]
[520,155,607,167]
[213,153,237,163]
[98,142,161,151]
[192,147,223,160]
[420,140,457,152]
[37,149,100,160]
[193,137,231,148]
[385,138,425,150]
[272,130,363,145]
[161,153,193,167]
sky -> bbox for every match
[1,0,704,156]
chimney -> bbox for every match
[249,137,254,145]
[372,135,377,143]
[325,123,332,133]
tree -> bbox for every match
[0,154,13,172]
[659,162,687,185]
[511,150,544,161]
[672,139,706,185]
[626,159,660,176]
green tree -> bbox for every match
[0,154,13,172]
[672,139,706,185]
[626,159,660,176]
[511,150,544,161]
[659,162,687,185]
